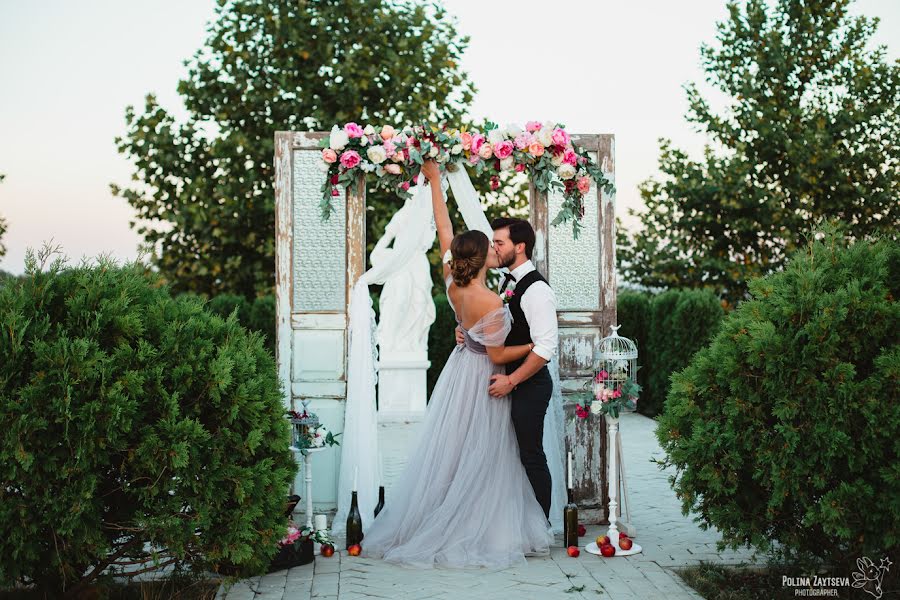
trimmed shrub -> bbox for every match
[642,289,724,417]
[0,252,297,594]
[617,290,651,412]
[427,293,458,397]
[655,230,899,566]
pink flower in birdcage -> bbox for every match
[613,389,622,399]
[595,370,608,382]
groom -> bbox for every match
[487,218,558,520]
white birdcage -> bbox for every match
[585,323,643,556]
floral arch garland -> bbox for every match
[316,120,615,238]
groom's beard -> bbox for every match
[499,250,516,269]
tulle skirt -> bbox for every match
[361,344,554,569]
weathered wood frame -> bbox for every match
[275,131,616,522]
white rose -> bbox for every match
[590,401,603,415]
[488,128,506,145]
[500,156,514,171]
[428,146,439,158]
[363,124,375,136]
[506,123,523,137]
[366,145,387,164]
[451,143,463,155]
[329,125,349,151]
[557,163,577,180]
[537,127,554,147]
[551,153,564,167]
[436,152,449,164]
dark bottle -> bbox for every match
[346,491,364,548]
[564,487,578,548]
[374,486,385,518]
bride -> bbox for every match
[360,160,554,569]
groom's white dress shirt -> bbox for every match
[507,260,559,362]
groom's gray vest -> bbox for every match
[504,269,550,374]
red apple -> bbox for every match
[619,537,633,551]
[600,543,616,557]
[566,545,580,557]
[595,535,610,546]
[577,524,586,537]
[347,544,362,556]
[320,543,335,557]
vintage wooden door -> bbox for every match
[275,131,616,522]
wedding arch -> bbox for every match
[274,122,618,534]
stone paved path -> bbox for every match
[217,411,765,600]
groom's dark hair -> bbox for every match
[491,217,535,260]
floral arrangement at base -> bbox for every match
[575,367,641,420]
[287,409,341,456]
[317,120,615,238]
[270,521,335,570]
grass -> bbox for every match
[0,578,219,600]
[676,561,900,600]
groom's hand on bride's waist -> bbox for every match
[489,374,516,397]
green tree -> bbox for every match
[619,0,899,306]
[113,0,477,298]
[0,173,7,259]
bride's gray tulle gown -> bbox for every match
[361,288,554,569]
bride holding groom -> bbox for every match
[361,160,560,569]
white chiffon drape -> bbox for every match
[333,168,567,538]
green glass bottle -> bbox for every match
[374,486,385,518]
[346,490,364,548]
[564,487,578,548]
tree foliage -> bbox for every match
[656,226,899,567]
[113,0,477,297]
[0,173,7,259]
[619,0,900,305]
[0,248,296,593]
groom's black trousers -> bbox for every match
[507,362,553,519]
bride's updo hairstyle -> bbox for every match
[449,230,489,287]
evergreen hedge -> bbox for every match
[655,230,899,566]
[0,253,296,594]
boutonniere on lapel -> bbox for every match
[502,289,515,305]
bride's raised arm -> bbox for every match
[422,160,453,281]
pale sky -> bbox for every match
[1,0,897,274]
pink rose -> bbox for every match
[400,181,410,191]
[344,122,364,138]
[460,132,473,151]
[493,140,514,159]
[468,154,481,165]
[514,132,533,150]
[470,133,485,154]
[563,149,578,165]
[515,163,526,173]
[383,140,397,157]
[478,143,493,160]
[551,128,570,147]
[577,176,591,194]
[339,150,361,169]
[321,149,337,164]
[528,141,545,157]
[331,187,340,197]
[526,121,542,133]
[384,163,401,175]
[406,136,416,148]
[379,125,396,141]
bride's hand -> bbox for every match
[421,160,441,183]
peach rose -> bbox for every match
[321,149,337,164]
[528,141,545,157]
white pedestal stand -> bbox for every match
[586,415,642,557]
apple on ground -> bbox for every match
[320,544,335,557]
[347,544,362,556]
[595,535,610,546]
[567,545,580,557]
[600,544,616,557]
[619,537,633,551]
[577,524,586,537]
